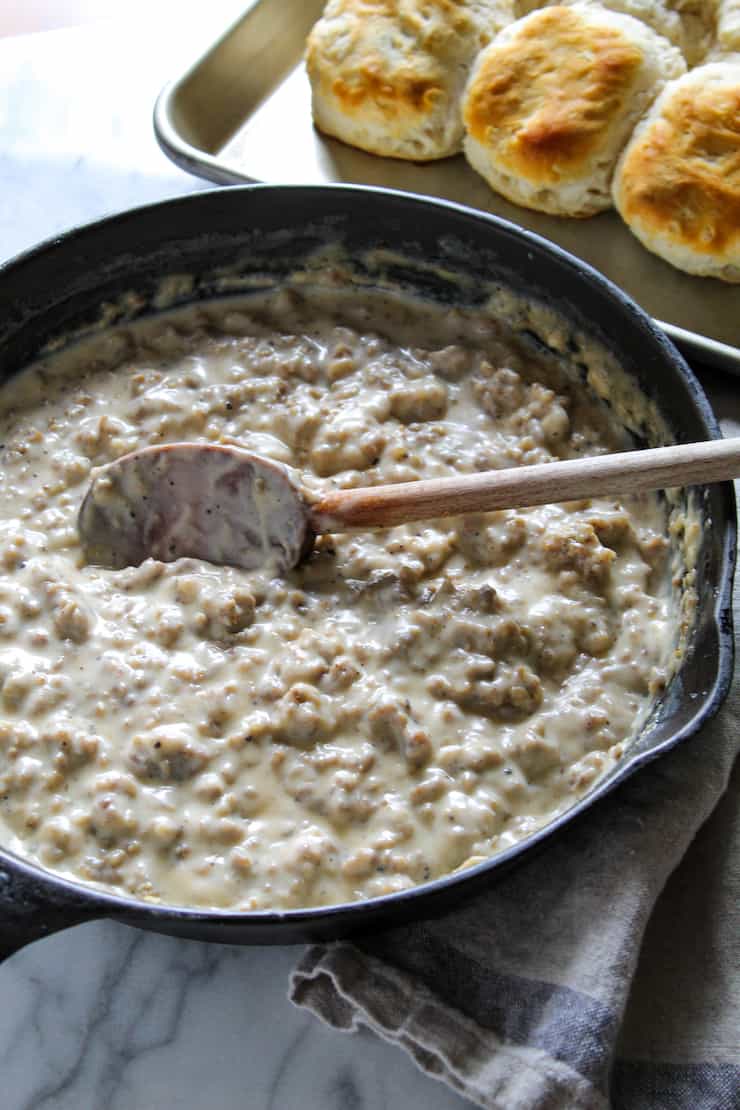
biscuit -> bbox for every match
[670,0,720,64]
[462,5,686,216]
[513,1,718,64]
[305,0,515,162]
[718,0,740,50]
[612,62,740,282]
[527,2,684,52]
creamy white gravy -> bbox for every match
[0,285,680,909]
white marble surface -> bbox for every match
[2,920,474,1110]
[1,14,737,1110]
[0,14,476,1110]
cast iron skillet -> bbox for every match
[0,185,734,962]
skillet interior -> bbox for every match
[0,184,734,953]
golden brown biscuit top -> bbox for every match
[314,0,478,47]
[330,60,444,118]
[464,7,644,184]
[617,75,740,258]
[306,0,480,119]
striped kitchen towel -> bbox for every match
[291,390,740,1110]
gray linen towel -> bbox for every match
[290,390,740,1110]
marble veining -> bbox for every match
[2,13,734,1110]
[0,922,470,1110]
[0,16,471,1109]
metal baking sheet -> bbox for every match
[153,0,740,375]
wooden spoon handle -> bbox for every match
[310,438,740,533]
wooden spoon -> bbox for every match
[78,438,740,571]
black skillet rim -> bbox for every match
[0,183,734,939]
